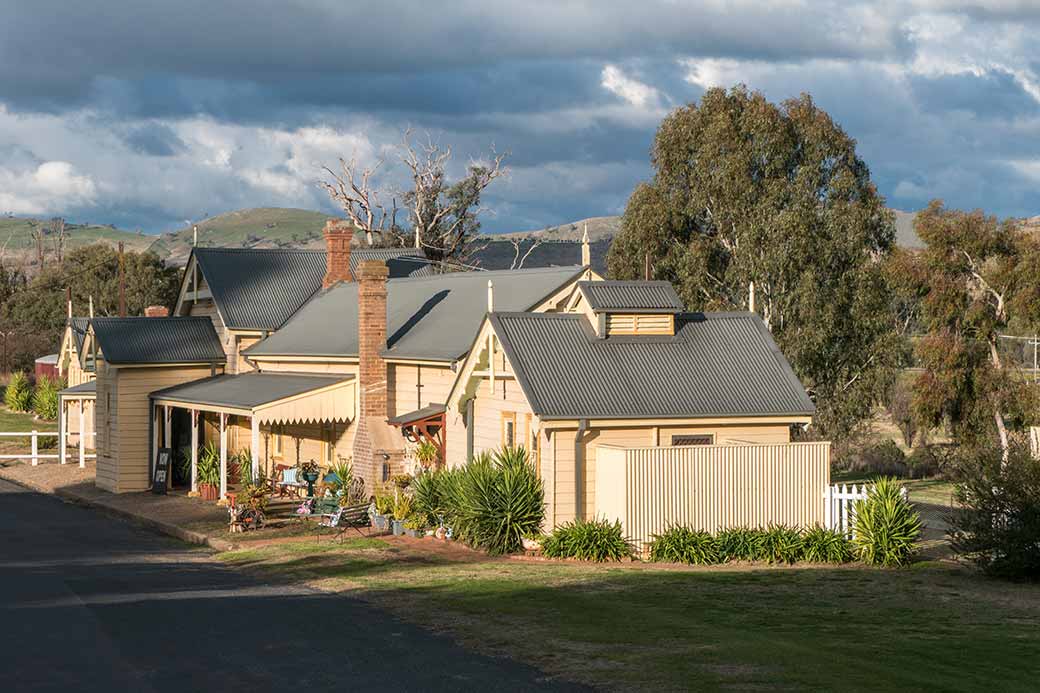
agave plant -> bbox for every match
[852,477,922,567]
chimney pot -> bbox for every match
[323,219,354,288]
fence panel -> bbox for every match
[597,442,831,551]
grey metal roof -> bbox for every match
[70,317,89,354]
[59,380,96,397]
[192,247,432,331]
[490,311,815,420]
[150,372,353,409]
[247,265,587,362]
[388,403,446,425]
[90,317,226,365]
[578,280,683,313]
[35,353,58,364]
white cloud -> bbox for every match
[0,161,96,215]
[601,64,662,109]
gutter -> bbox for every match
[575,418,587,522]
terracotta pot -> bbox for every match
[199,483,219,501]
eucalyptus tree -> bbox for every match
[608,86,901,441]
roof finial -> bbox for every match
[487,280,494,313]
[88,295,94,318]
[66,286,72,319]
[193,224,198,247]
[748,281,756,314]
[581,222,591,267]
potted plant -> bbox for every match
[413,439,438,473]
[195,442,221,501]
[297,459,321,497]
[404,516,425,538]
[372,493,394,531]
[391,494,413,536]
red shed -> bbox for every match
[35,353,59,381]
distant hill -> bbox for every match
[0,206,951,274]
[150,207,337,265]
[0,215,154,272]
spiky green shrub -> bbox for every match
[852,476,921,567]
[802,525,854,563]
[442,447,545,555]
[5,372,32,412]
[716,527,764,562]
[412,468,450,527]
[32,375,62,421]
[648,526,719,564]
[758,524,804,564]
[542,518,635,562]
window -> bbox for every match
[501,411,516,448]
[671,434,714,446]
[273,425,283,457]
[324,422,336,464]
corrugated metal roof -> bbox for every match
[59,380,96,396]
[247,265,586,362]
[150,372,352,409]
[68,317,89,354]
[491,311,815,419]
[388,403,446,425]
[578,280,683,313]
[193,247,432,331]
[91,317,226,365]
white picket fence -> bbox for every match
[824,483,909,537]
[0,430,96,467]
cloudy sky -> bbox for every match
[2,1,1040,233]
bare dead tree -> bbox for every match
[27,220,44,267]
[50,217,65,264]
[400,130,508,263]
[507,237,543,270]
[320,157,400,247]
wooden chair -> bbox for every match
[273,464,306,498]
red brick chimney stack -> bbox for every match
[357,259,389,420]
[144,305,170,317]
[323,219,354,289]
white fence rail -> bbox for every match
[824,483,908,537]
[0,430,96,467]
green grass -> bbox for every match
[0,217,153,253]
[153,207,335,261]
[218,540,1040,691]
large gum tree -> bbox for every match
[608,86,902,442]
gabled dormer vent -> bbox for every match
[574,280,683,337]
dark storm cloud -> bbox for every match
[0,1,1039,233]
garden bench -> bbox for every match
[315,500,371,542]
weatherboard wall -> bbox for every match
[96,364,215,493]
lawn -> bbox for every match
[219,540,1040,691]
[0,405,57,457]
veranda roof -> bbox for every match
[58,380,96,400]
[150,372,355,425]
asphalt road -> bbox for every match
[0,478,584,692]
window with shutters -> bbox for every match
[606,313,674,336]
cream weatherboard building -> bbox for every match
[70,219,829,538]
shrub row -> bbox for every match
[535,477,920,567]
[649,524,853,565]
[3,372,63,420]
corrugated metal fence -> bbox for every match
[596,442,831,551]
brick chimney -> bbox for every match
[144,305,169,317]
[357,259,389,419]
[352,259,402,487]
[323,219,354,289]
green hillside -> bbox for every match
[152,207,336,264]
[0,216,154,255]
